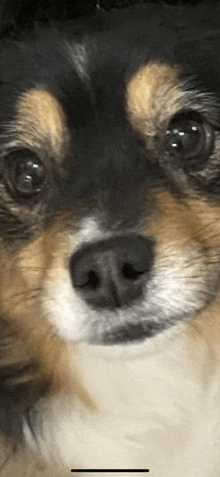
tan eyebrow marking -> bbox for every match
[14,88,69,160]
[126,62,181,134]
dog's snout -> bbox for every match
[69,235,154,309]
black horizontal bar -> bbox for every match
[71,470,149,473]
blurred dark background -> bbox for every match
[0,0,215,38]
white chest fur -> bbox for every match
[25,328,220,477]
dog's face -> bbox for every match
[1,13,220,360]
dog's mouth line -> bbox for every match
[98,321,168,345]
[87,286,218,346]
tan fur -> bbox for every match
[13,89,69,161]
[0,220,94,408]
[127,62,181,138]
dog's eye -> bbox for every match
[4,149,45,198]
[166,110,214,166]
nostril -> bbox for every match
[72,262,101,289]
[86,270,100,289]
[122,263,144,280]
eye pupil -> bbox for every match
[15,159,43,194]
[4,149,45,198]
[167,117,202,158]
[165,108,217,171]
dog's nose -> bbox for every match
[69,235,154,309]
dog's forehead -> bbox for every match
[1,14,220,122]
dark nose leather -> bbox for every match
[69,234,154,309]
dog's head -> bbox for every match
[1,5,220,427]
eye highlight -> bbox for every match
[166,110,215,168]
[4,149,46,199]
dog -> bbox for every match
[1,2,220,476]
